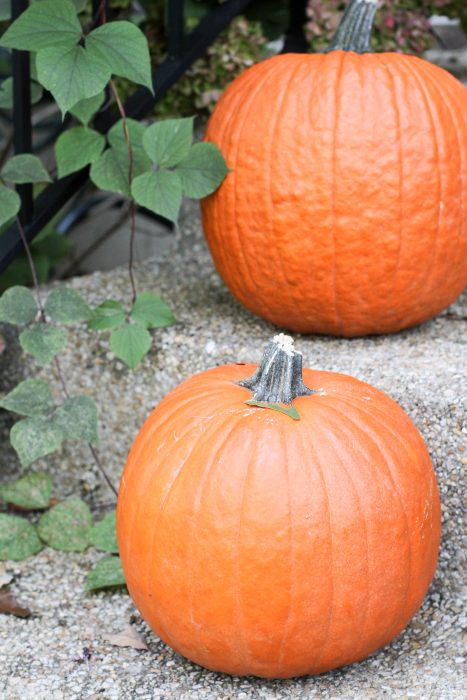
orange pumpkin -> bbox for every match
[201,0,467,336]
[117,335,441,678]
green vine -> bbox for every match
[0,0,229,591]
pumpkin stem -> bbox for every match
[326,0,378,54]
[238,334,316,405]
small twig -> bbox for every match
[108,79,137,303]
[88,443,118,497]
[16,216,118,498]
[127,200,137,301]
[16,215,44,316]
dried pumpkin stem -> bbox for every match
[327,0,378,54]
[239,334,316,405]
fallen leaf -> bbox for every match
[0,588,31,617]
[0,562,13,589]
[102,626,147,650]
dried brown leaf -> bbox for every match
[102,626,147,650]
[0,588,31,617]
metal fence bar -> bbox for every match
[167,0,185,60]
[11,0,33,224]
[0,0,254,273]
[282,0,309,53]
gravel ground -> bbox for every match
[0,202,466,699]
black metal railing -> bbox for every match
[0,0,308,274]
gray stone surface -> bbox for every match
[0,202,466,699]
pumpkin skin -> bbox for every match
[201,50,467,336]
[117,360,441,678]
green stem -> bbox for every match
[327,0,378,54]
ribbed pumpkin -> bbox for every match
[117,335,441,678]
[201,0,467,337]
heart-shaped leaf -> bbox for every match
[0,187,21,227]
[10,416,64,468]
[0,0,82,51]
[110,323,152,369]
[88,300,126,331]
[175,142,229,198]
[1,154,50,184]
[142,118,194,168]
[0,514,43,560]
[86,21,153,92]
[53,395,99,445]
[89,511,118,554]
[0,378,55,417]
[0,472,53,510]
[37,44,110,115]
[131,170,182,223]
[44,287,92,323]
[86,555,126,592]
[19,324,68,365]
[0,286,37,325]
[55,127,105,178]
[130,292,176,329]
[37,498,92,552]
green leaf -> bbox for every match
[142,118,194,168]
[0,78,43,110]
[44,287,92,323]
[90,148,131,197]
[131,170,182,223]
[0,186,21,227]
[0,472,53,510]
[108,118,151,172]
[90,119,152,197]
[69,91,105,126]
[0,286,37,324]
[0,514,43,560]
[110,323,151,369]
[86,555,126,592]
[37,43,111,115]
[19,324,68,365]
[130,292,176,329]
[0,378,55,417]
[37,498,92,552]
[86,554,126,593]
[0,0,82,51]
[88,299,126,331]
[86,21,153,92]
[10,416,64,468]
[1,154,50,185]
[89,511,118,553]
[108,118,144,153]
[53,395,98,445]
[55,127,105,178]
[175,142,229,199]
[246,400,300,421]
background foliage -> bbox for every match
[306,1,467,54]
[132,0,467,118]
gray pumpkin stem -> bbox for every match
[238,334,316,405]
[327,0,378,54]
